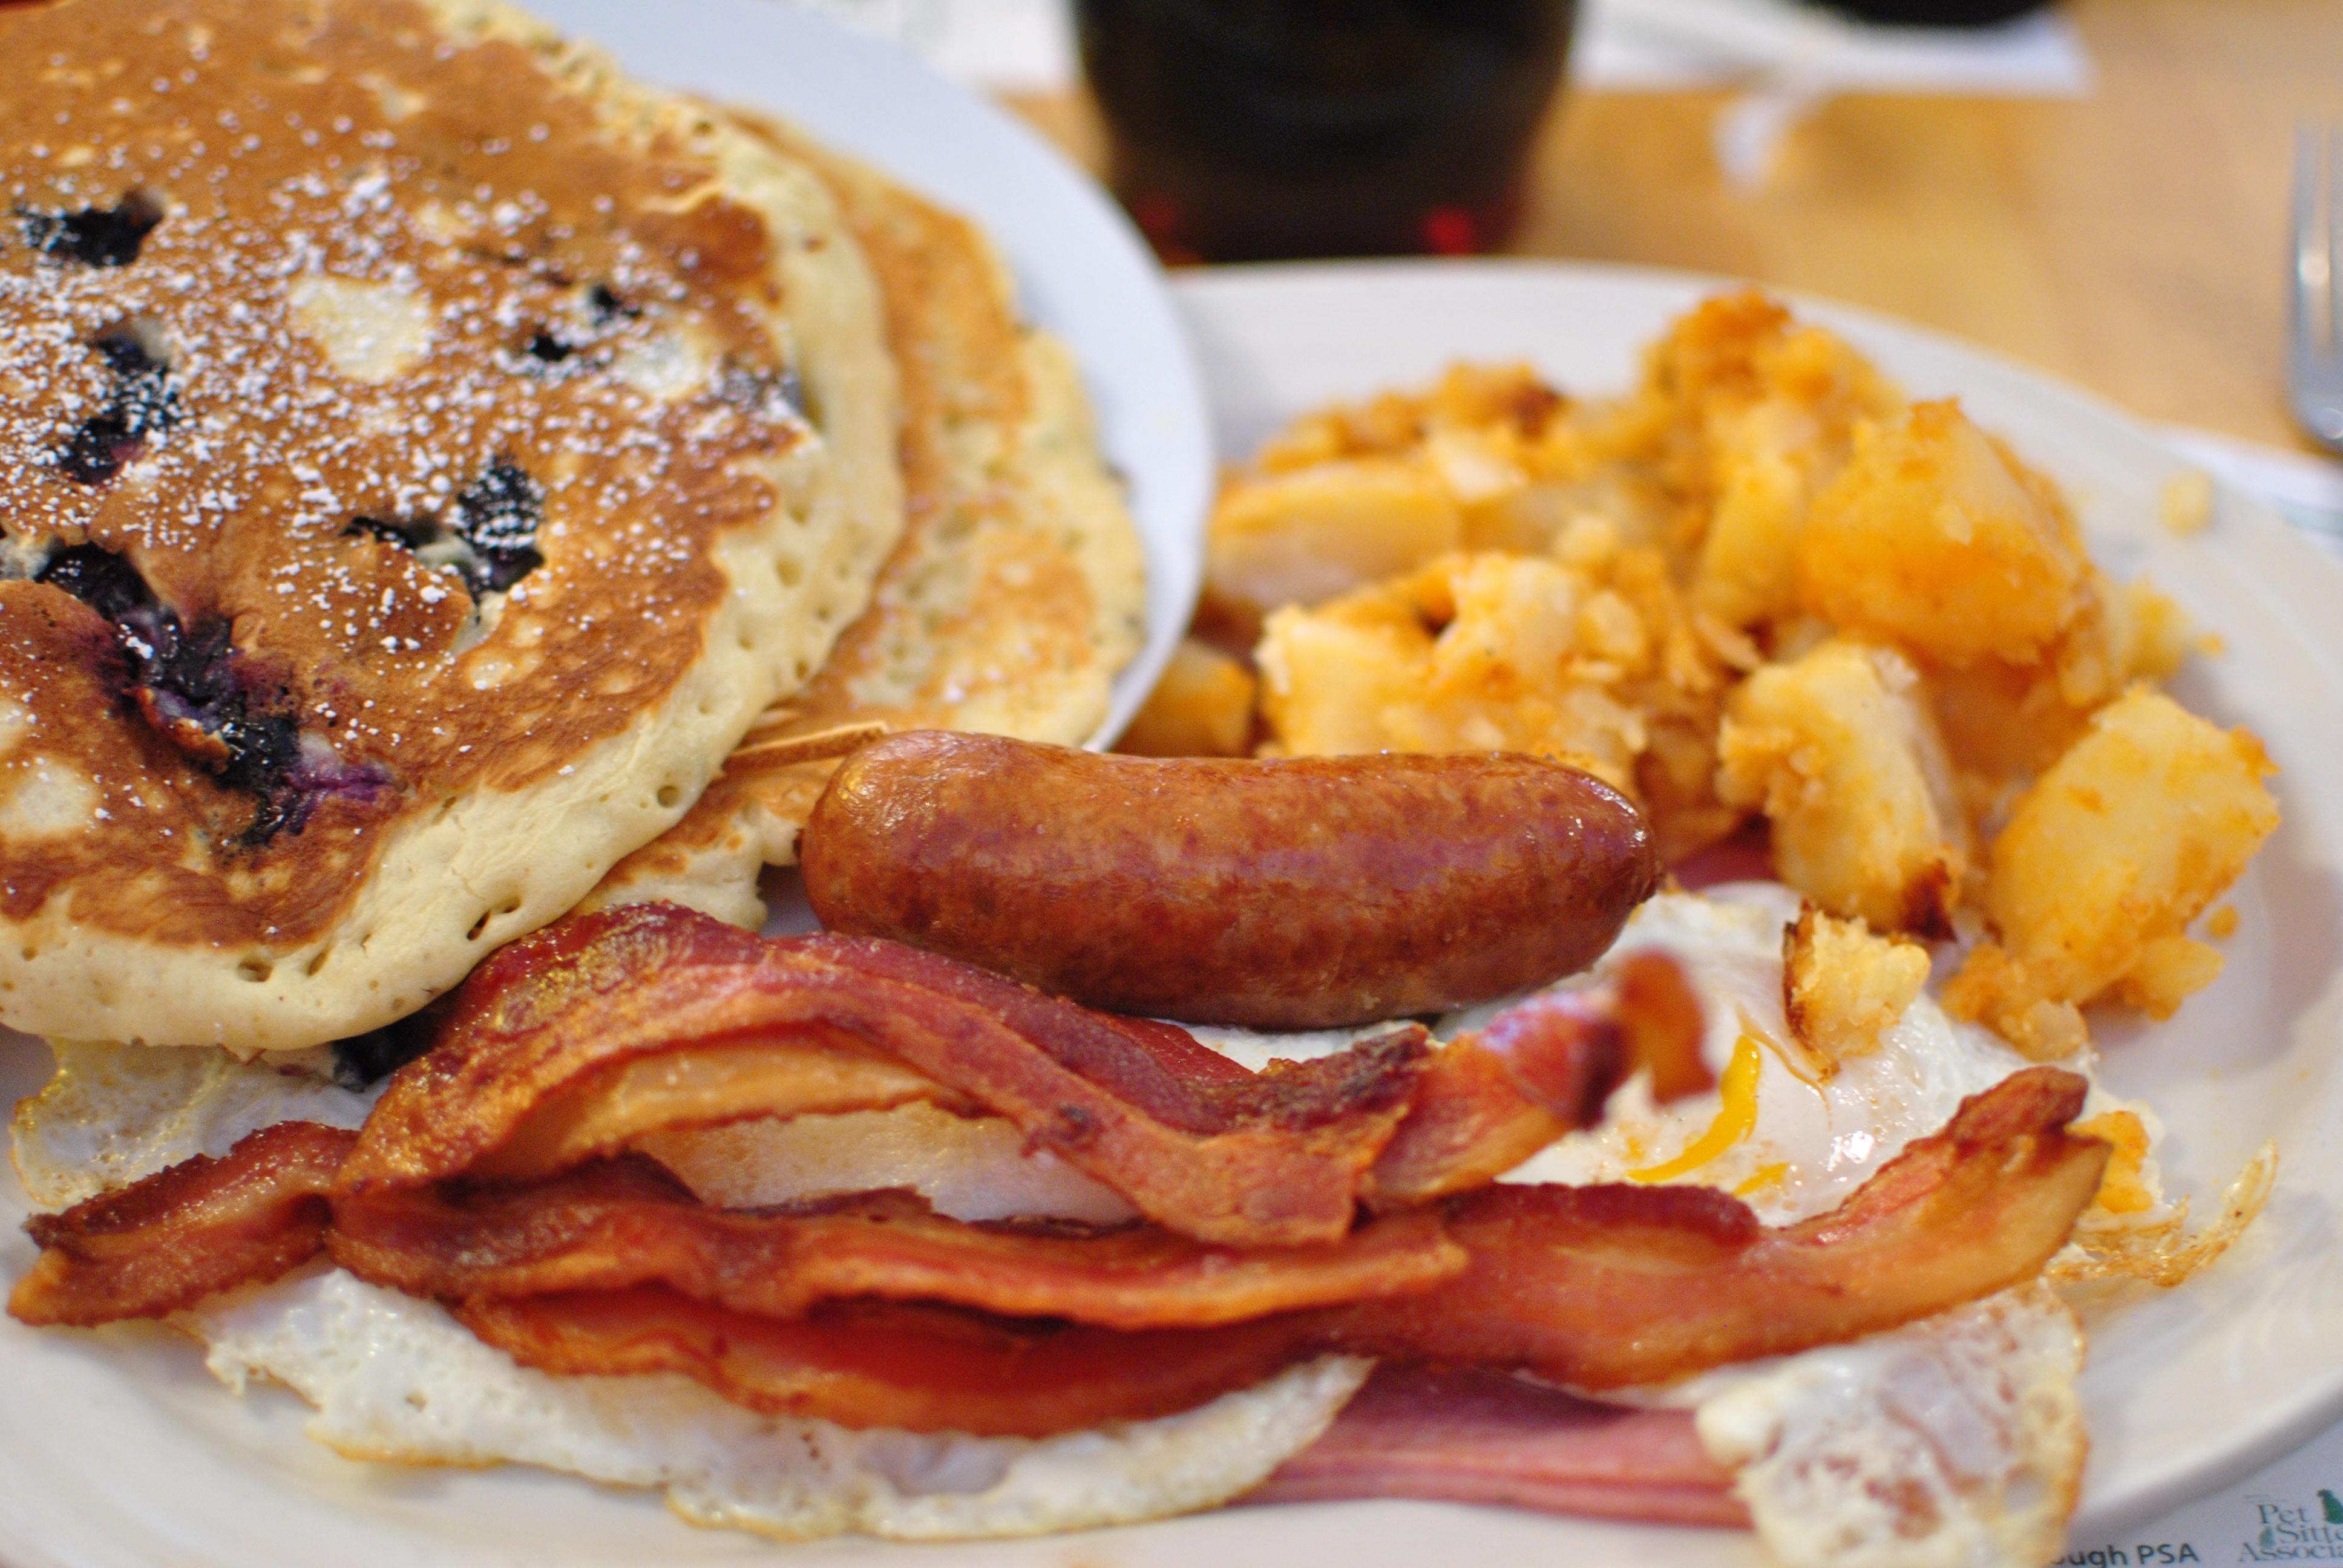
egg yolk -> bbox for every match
[2072,1109,2155,1214]
[1630,1033,1762,1183]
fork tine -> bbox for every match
[2297,123,2331,350]
[2290,125,2343,449]
[2328,123,2343,352]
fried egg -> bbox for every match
[637,1101,1139,1226]
[1478,885,2166,1228]
[1696,1282,2086,1568]
[2,884,2197,1559]
[190,1269,1366,1542]
[11,1039,374,1209]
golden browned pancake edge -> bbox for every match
[585,115,1146,928]
[0,0,904,1049]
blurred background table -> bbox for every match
[1004,0,2338,454]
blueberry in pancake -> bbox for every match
[0,0,905,1050]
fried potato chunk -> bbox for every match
[1257,526,1726,815]
[1205,363,1596,630]
[1944,688,2279,1057]
[1798,400,2087,668]
[1928,577,2194,799]
[1205,458,1463,627]
[1118,638,1258,758]
[1715,641,1968,934]
[1580,292,1903,628]
[1207,295,2270,1057]
[1783,904,1932,1071]
[1260,554,1646,789]
[1250,361,1567,473]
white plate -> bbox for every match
[5,247,2341,1567]
[523,0,1211,745]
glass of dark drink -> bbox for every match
[1075,0,1576,264]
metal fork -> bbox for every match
[2292,124,2343,452]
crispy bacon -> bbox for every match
[345,903,1711,1247]
[1365,995,1621,1206]
[8,1120,356,1325]
[1615,949,1714,1102]
[456,1287,1319,1438]
[343,903,1430,1246]
[470,1039,956,1183]
[1328,1066,2108,1388]
[453,1071,2099,1433]
[329,1163,1466,1330]
[1249,1364,1745,1527]
[12,1063,2105,1453]
[1367,952,1711,1205]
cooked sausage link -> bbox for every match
[801,732,1657,1030]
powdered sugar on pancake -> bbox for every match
[0,0,904,1051]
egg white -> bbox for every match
[1697,1282,2086,1568]
[1485,885,2161,1227]
[188,1269,1368,1543]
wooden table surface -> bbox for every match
[1008,0,2341,453]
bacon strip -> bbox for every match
[1365,994,1622,1206]
[451,1070,2099,1434]
[1367,952,1711,1205]
[471,1038,957,1182]
[343,903,1430,1246]
[8,1121,356,1325]
[1329,1066,2108,1389]
[14,1065,2104,1426]
[1615,949,1714,1102]
[348,904,1709,1245]
[329,1163,1466,1330]
[1249,1364,1746,1527]
[456,1287,1319,1439]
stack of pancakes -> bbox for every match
[0,0,1146,1057]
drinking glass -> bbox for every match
[1076,0,1576,263]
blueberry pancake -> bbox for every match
[0,0,903,1050]
[589,117,1145,928]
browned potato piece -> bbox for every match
[1929,578,2196,798]
[1715,640,1969,934]
[1688,412,1811,632]
[1798,400,2086,667]
[1198,299,2274,1059]
[1205,458,1460,623]
[1256,546,1722,805]
[1603,293,1901,627]
[1944,688,2279,1057]
[1256,583,1441,762]
[1118,638,1259,757]
[1783,904,1932,1073]
[1251,361,1566,473]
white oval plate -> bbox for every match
[523,0,1212,745]
[4,250,2340,1566]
